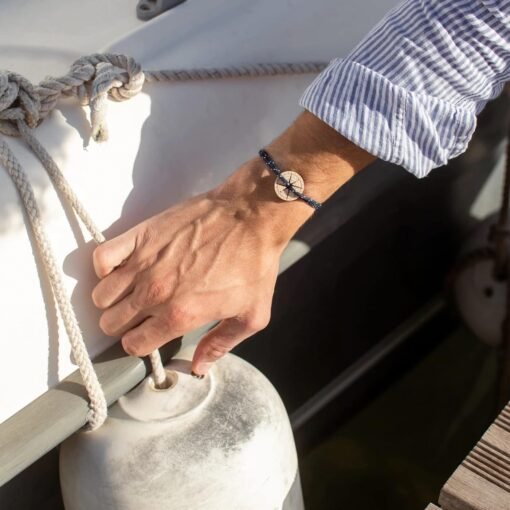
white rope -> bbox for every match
[0,53,327,428]
[0,136,107,429]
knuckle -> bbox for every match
[165,304,190,330]
[92,245,109,277]
[203,340,231,361]
[132,280,166,310]
[137,224,156,248]
[153,315,171,333]
[244,309,271,334]
[144,281,167,307]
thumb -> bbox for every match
[192,314,266,376]
[93,229,137,278]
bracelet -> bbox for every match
[258,149,322,211]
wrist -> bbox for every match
[265,111,376,203]
[209,110,376,248]
[210,157,311,248]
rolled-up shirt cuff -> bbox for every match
[299,58,477,178]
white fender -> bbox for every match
[60,348,303,510]
[452,215,506,346]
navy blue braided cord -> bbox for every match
[258,149,322,210]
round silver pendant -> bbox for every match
[274,171,305,202]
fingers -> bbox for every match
[121,304,198,356]
[93,229,137,278]
[191,310,270,375]
[92,265,136,310]
[122,317,175,357]
[97,279,184,338]
[98,293,146,337]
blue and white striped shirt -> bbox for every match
[300,0,510,177]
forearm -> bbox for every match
[266,111,376,202]
[211,111,376,246]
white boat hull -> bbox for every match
[0,0,399,422]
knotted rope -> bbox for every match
[0,53,327,429]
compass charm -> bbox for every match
[274,171,305,202]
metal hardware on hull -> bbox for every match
[137,0,187,21]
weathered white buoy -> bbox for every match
[452,215,506,347]
[60,347,303,510]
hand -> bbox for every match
[91,166,297,375]
[92,112,375,374]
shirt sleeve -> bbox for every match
[300,0,510,177]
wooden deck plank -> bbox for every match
[440,402,510,510]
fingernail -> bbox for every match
[191,370,205,380]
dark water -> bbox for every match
[300,327,498,510]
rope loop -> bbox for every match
[1,55,328,145]
[0,71,41,136]
[69,54,145,141]
[0,54,146,142]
